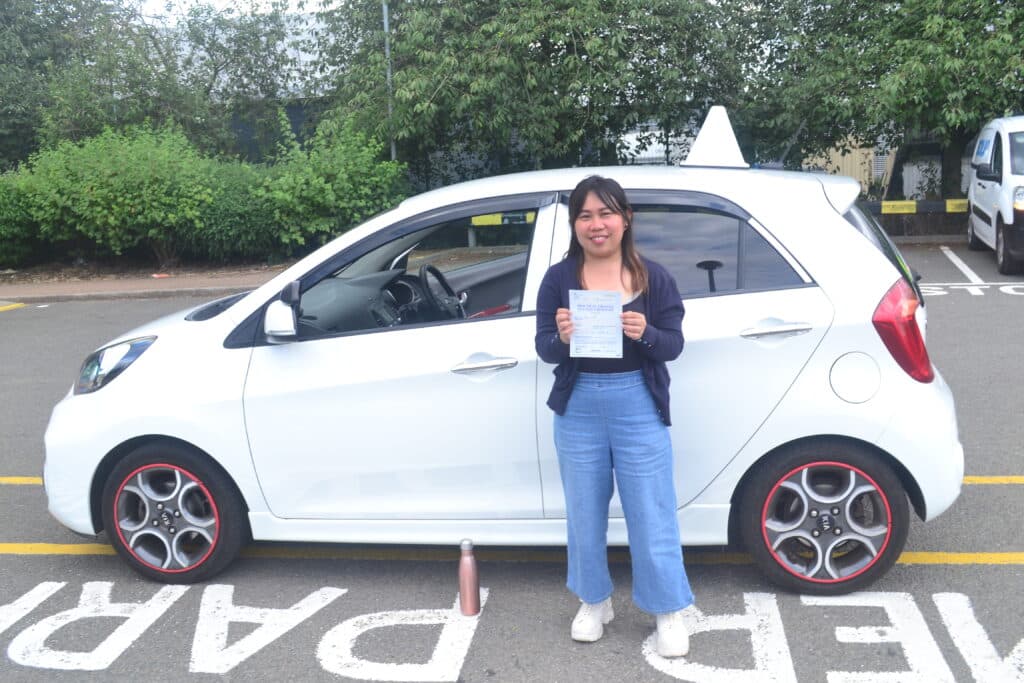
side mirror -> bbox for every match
[264,281,300,343]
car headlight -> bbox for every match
[74,336,156,395]
[1014,186,1024,212]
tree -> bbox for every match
[35,0,313,159]
[320,0,741,187]
[734,0,1024,194]
[0,0,117,168]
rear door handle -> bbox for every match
[740,322,812,340]
[451,357,519,374]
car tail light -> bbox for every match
[872,279,934,383]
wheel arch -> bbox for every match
[726,434,926,547]
[89,435,252,537]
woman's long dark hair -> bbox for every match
[567,175,649,293]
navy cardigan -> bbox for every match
[535,255,685,425]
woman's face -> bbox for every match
[573,191,628,261]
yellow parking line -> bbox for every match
[0,303,26,313]
[898,552,1024,565]
[0,543,115,556]
[963,476,1024,485]
[0,543,1022,566]
[0,476,43,485]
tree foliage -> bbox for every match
[736,0,1024,191]
[321,0,742,186]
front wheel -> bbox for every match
[739,440,909,595]
[996,220,1023,275]
[967,210,984,251]
[101,443,247,583]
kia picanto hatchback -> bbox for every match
[44,110,963,594]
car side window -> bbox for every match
[991,133,1003,180]
[295,208,536,338]
[1011,133,1024,176]
[631,206,802,298]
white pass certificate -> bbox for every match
[569,289,622,358]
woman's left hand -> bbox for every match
[621,311,647,340]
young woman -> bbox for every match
[535,175,694,657]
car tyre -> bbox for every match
[101,442,246,583]
[966,210,985,251]
[739,440,909,595]
[996,219,1022,275]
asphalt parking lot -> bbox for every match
[0,241,1022,682]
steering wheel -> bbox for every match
[418,264,465,319]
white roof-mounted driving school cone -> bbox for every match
[682,105,749,169]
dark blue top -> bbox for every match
[535,255,685,425]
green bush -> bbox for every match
[187,159,281,263]
[17,125,214,267]
[0,173,38,268]
[256,113,407,250]
[2,114,408,268]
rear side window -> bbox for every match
[1010,132,1024,176]
[845,204,922,302]
[631,206,803,298]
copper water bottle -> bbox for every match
[458,538,480,616]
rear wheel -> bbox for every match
[967,209,984,250]
[739,440,909,595]
[101,442,246,583]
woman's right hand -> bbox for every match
[556,308,573,344]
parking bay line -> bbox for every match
[0,542,1022,566]
[939,245,985,283]
[0,476,43,485]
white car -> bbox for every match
[967,115,1024,273]
[44,111,963,595]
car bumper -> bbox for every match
[1006,211,1024,259]
[875,367,963,521]
[43,391,103,535]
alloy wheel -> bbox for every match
[112,464,220,572]
[760,461,892,583]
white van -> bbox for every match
[966,115,1024,274]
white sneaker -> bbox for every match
[571,598,614,642]
[656,608,690,657]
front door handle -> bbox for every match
[451,357,519,374]
[740,322,812,340]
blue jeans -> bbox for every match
[553,371,694,614]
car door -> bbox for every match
[537,191,833,518]
[243,196,556,520]
[970,128,1001,245]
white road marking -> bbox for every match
[2,583,1022,679]
[940,245,985,284]
[316,589,489,682]
[643,593,796,682]
[933,593,1024,682]
[6,582,188,671]
[919,283,1024,296]
[803,592,954,682]
[0,583,64,636]
[190,584,346,674]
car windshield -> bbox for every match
[1010,132,1024,176]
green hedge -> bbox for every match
[0,117,406,269]
[0,173,38,267]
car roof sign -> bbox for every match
[682,106,749,169]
